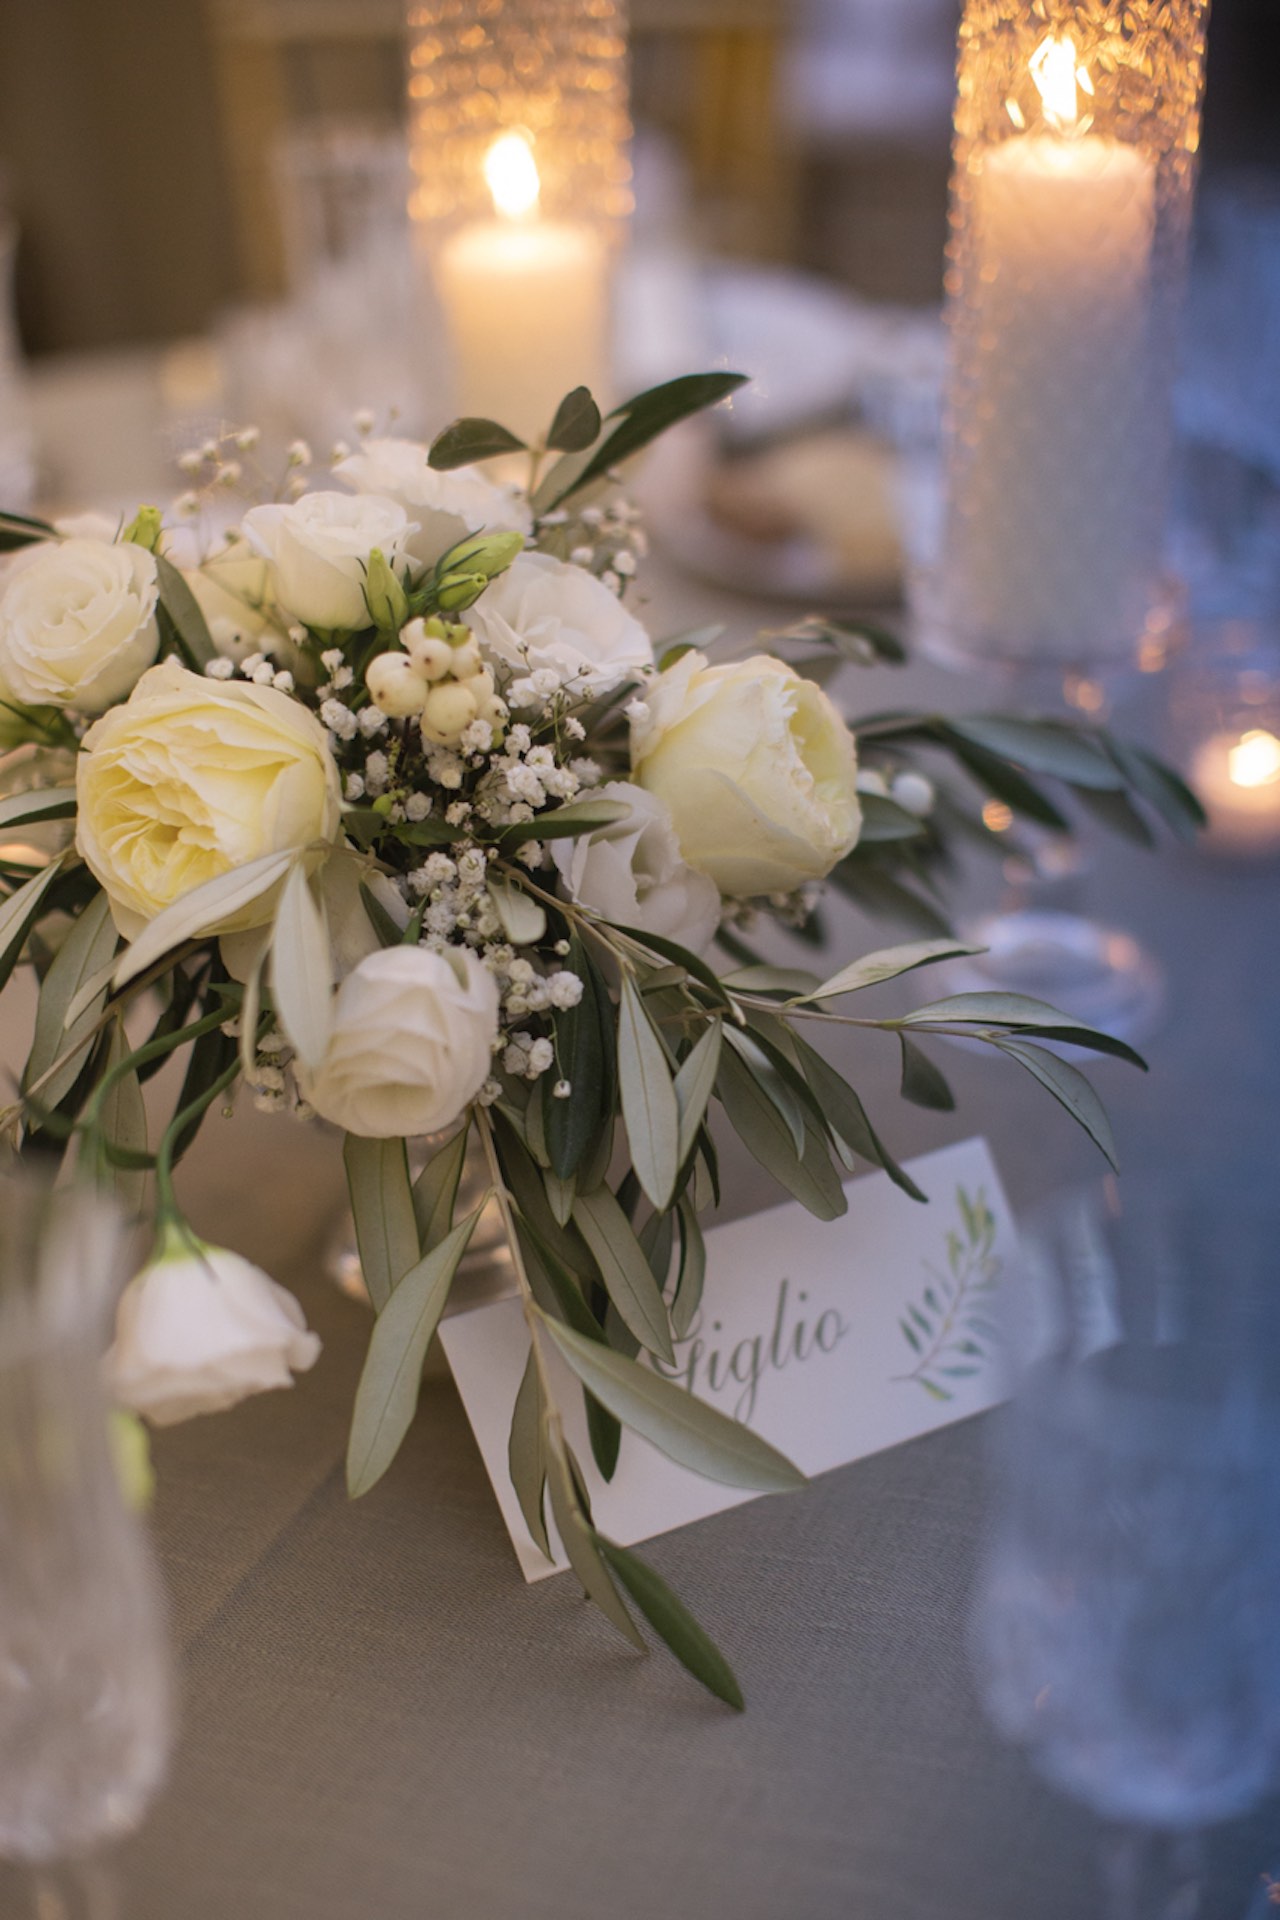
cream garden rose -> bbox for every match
[630,652,861,897]
[241,491,413,633]
[108,1230,321,1427]
[76,658,342,936]
[465,551,653,694]
[335,437,531,570]
[0,536,159,713]
[298,945,499,1139]
[551,780,721,956]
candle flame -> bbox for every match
[1029,33,1084,133]
[1228,729,1280,790]
[484,132,540,221]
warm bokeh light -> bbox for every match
[1227,729,1280,791]
[483,133,541,222]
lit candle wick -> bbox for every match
[483,132,540,222]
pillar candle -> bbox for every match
[947,40,1160,663]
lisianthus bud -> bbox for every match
[122,505,164,553]
[432,529,525,614]
[366,650,430,717]
[434,570,488,614]
[363,547,410,633]
[437,530,524,583]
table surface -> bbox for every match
[3,349,1280,1919]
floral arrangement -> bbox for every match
[0,375,1202,1707]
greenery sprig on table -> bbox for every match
[0,372,1202,1708]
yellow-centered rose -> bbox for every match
[630,652,861,897]
[76,658,341,936]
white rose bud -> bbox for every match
[465,551,653,692]
[107,1229,321,1427]
[631,652,861,897]
[421,680,478,747]
[297,945,499,1138]
[551,780,721,955]
[76,658,342,936]
[366,651,430,717]
[334,437,531,569]
[241,491,413,633]
[0,537,160,713]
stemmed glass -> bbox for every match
[970,1177,1280,1918]
[0,1170,173,1916]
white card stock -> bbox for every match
[439,1138,1017,1581]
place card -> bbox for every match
[439,1137,1017,1582]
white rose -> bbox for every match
[187,539,280,662]
[298,945,499,1139]
[241,491,413,633]
[76,657,342,936]
[465,551,653,693]
[107,1231,321,1427]
[551,780,721,955]
[335,437,531,569]
[0,537,159,713]
[631,652,861,897]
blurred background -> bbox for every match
[0,0,1274,356]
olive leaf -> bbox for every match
[0,854,71,993]
[155,552,216,669]
[618,974,680,1211]
[571,1183,675,1363]
[507,1349,551,1560]
[271,862,333,1071]
[539,1313,805,1492]
[412,1123,470,1253]
[347,1204,485,1496]
[898,1035,955,1112]
[797,938,984,1004]
[593,1537,744,1710]
[343,1133,420,1313]
[0,787,77,833]
[24,890,117,1114]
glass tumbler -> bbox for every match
[0,1173,173,1874]
[971,1177,1280,1917]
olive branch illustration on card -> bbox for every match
[895,1186,1003,1401]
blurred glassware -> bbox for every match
[1171,176,1280,631]
[0,1170,172,1893]
[971,1176,1280,1918]
[1165,624,1280,860]
[1178,176,1280,489]
[217,119,430,455]
[0,216,36,514]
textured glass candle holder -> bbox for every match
[407,0,632,441]
[921,0,1211,673]
[0,1175,172,1870]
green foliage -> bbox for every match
[428,417,527,468]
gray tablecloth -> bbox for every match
[6,637,1280,1918]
